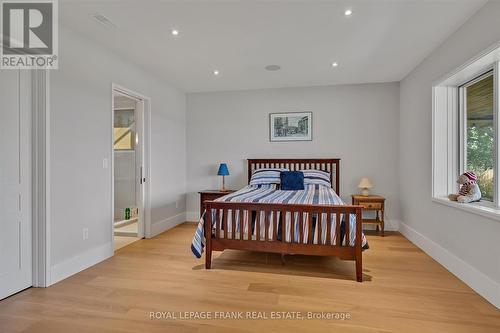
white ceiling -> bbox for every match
[60,0,486,92]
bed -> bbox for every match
[191,158,366,282]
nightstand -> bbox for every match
[352,194,386,236]
[199,190,236,218]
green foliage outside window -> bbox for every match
[465,73,494,201]
[467,125,494,200]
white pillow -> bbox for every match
[249,168,289,186]
[301,169,331,187]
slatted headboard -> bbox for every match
[247,158,341,195]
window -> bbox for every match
[460,72,494,201]
[432,45,500,218]
[114,109,135,150]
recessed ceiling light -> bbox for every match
[265,64,281,71]
[332,62,339,67]
[344,9,353,16]
[171,29,179,36]
[213,70,220,76]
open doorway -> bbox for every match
[112,86,149,250]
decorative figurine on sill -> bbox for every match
[448,171,481,203]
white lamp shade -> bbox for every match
[358,177,373,189]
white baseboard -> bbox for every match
[50,242,113,286]
[186,211,200,223]
[399,222,500,309]
[150,212,187,237]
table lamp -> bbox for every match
[217,163,230,192]
[358,177,373,196]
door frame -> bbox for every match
[111,83,152,243]
[32,69,51,287]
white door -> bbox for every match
[0,70,32,299]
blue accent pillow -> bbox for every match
[280,171,305,191]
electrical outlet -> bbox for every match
[83,228,89,240]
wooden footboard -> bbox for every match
[204,201,364,282]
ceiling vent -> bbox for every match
[89,12,118,29]
[265,65,281,71]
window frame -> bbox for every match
[458,69,495,203]
[432,41,500,220]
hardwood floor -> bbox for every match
[1,223,499,332]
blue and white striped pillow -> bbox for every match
[301,169,331,188]
[250,168,289,186]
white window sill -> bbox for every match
[432,196,500,222]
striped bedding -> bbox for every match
[191,184,368,258]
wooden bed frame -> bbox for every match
[204,158,364,282]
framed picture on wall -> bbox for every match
[269,112,312,142]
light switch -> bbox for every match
[102,158,109,169]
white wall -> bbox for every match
[186,83,401,226]
[49,25,186,283]
[399,1,500,308]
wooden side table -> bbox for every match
[352,194,386,236]
[199,190,236,218]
